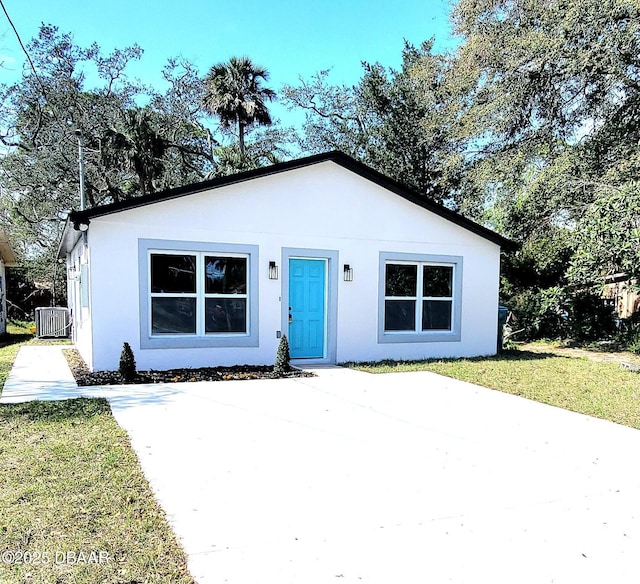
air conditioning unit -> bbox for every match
[35,307,70,339]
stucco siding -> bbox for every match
[67,238,94,368]
[85,161,501,371]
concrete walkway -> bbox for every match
[2,345,79,402]
[3,346,640,583]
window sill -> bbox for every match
[140,334,258,350]
[378,330,461,344]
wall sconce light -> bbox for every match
[343,264,353,282]
[269,261,279,280]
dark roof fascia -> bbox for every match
[67,152,341,226]
[330,154,519,251]
[67,150,518,251]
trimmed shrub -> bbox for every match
[274,335,291,374]
[119,342,137,382]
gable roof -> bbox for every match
[59,150,518,254]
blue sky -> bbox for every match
[0,0,458,125]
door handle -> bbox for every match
[288,307,293,323]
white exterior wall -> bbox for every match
[86,161,501,371]
[67,237,94,368]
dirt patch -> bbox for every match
[63,348,313,386]
[520,342,640,366]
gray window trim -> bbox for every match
[378,251,463,344]
[139,239,259,349]
[281,247,338,364]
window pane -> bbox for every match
[205,257,247,294]
[151,254,196,293]
[206,298,247,333]
[422,300,452,330]
[385,264,417,296]
[423,266,453,297]
[384,300,416,331]
[151,297,196,334]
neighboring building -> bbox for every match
[0,228,17,335]
[58,151,516,371]
[603,275,640,320]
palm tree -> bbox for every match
[101,108,169,197]
[202,56,276,155]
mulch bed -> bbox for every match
[63,349,313,386]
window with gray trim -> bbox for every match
[384,261,455,332]
[150,251,249,336]
[379,252,462,343]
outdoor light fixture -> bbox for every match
[343,264,353,282]
[77,222,89,232]
[269,261,279,280]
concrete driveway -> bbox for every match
[3,348,640,583]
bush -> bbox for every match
[617,313,640,354]
[118,342,136,382]
[504,287,616,342]
[505,287,570,341]
[274,335,290,374]
[627,334,640,355]
[567,290,617,341]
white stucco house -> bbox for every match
[58,151,516,372]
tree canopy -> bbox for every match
[283,40,468,207]
[202,56,276,156]
[0,28,285,290]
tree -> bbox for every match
[450,0,640,239]
[358,40,467,206]
[282,69,369,158]
[0,25,214,291]
[283,41,468,207]
[208,127,292,178]
[447,0,640,337]
[101,107,170,197]
[149,57,217,183]
[202,56,276,156]
[0,25,145,282]
[274,335,290,374]
[569,183,640,286]
[118,341,137,382]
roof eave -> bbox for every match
[66,150,519,252]
[57,217,83,259]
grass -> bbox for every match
[0,324,195,583]
[349,350,640,430]
[0,321,36,388]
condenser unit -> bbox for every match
[35,307,70,339]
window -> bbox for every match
[139,240,258,349]
[204,257,247,333]
[379,252,462,343]
[421,265,453,331]
[150,252,248,336]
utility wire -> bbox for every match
[0,0,47,96]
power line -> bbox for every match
[0,0,47,96]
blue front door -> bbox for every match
[288,258,326,359]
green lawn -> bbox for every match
[0,325,195,583]
[0,321,34,387]
[349,350,640,430]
